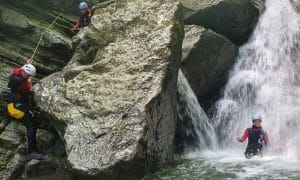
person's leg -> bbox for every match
[21,110,39,154]
[7,103,43,160]
[255,146,263,157]
[245,146,255,158]
[21,110,44,160]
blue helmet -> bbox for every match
[252,114,262,121]
[79,2,88,10]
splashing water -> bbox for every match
[144,0,300,179]
[213,0,300,161]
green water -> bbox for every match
[143,151,300,180]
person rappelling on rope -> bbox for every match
[6,58,44,160]
[71,2,92,32]
[237,114,270,159]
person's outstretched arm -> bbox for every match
[88,9,92,17]
[263,132,272,147]
[71,19,80,32]
[237,129,249,142]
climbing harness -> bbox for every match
[258,134,264,144]
[244,127,265,159]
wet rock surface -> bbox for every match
[181,25,238,111]
[0,120,26,180]
[180,0,261,45]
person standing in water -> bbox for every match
[237,114,270,158]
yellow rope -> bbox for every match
[31,13,64,60]
[48,12,75,26]
[54,22,73,30]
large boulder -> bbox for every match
[34,0,184,178]
[181,25,238,111]
[180,0,261,45]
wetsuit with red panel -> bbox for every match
[7,68,32,103]
[6,67,39,154]
[238,126,269,158]
[73,9,92,29]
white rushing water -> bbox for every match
[213,0,300,161]
[144,1,300,179]
[177,69,217,150]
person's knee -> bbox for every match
[22,111,38,128]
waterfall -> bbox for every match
[177,69,217,151]
[213,0,300,159]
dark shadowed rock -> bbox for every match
[291,0,300,13]
[181,25,238,111]
[25,156,73,179]
[181,0,261,45]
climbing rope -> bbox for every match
[31,13,65,60]
[54,22,74,30]
[47,12,75,26]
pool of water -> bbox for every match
[143,150,300,180]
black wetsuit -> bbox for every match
[245,127,266,158]
[6,68,39,154]
[79,10,91,28]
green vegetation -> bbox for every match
[154,48,169,59]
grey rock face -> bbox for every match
[0,1,73,77]
[0,1,74,178]
[0,117,66,179]
[34,0,184,178]
[31,0,82,15]
[180,0,261,45]
[25,156,73,179]
[181,25,238,111]
[0,121,26,180]
[291,0,300,13]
